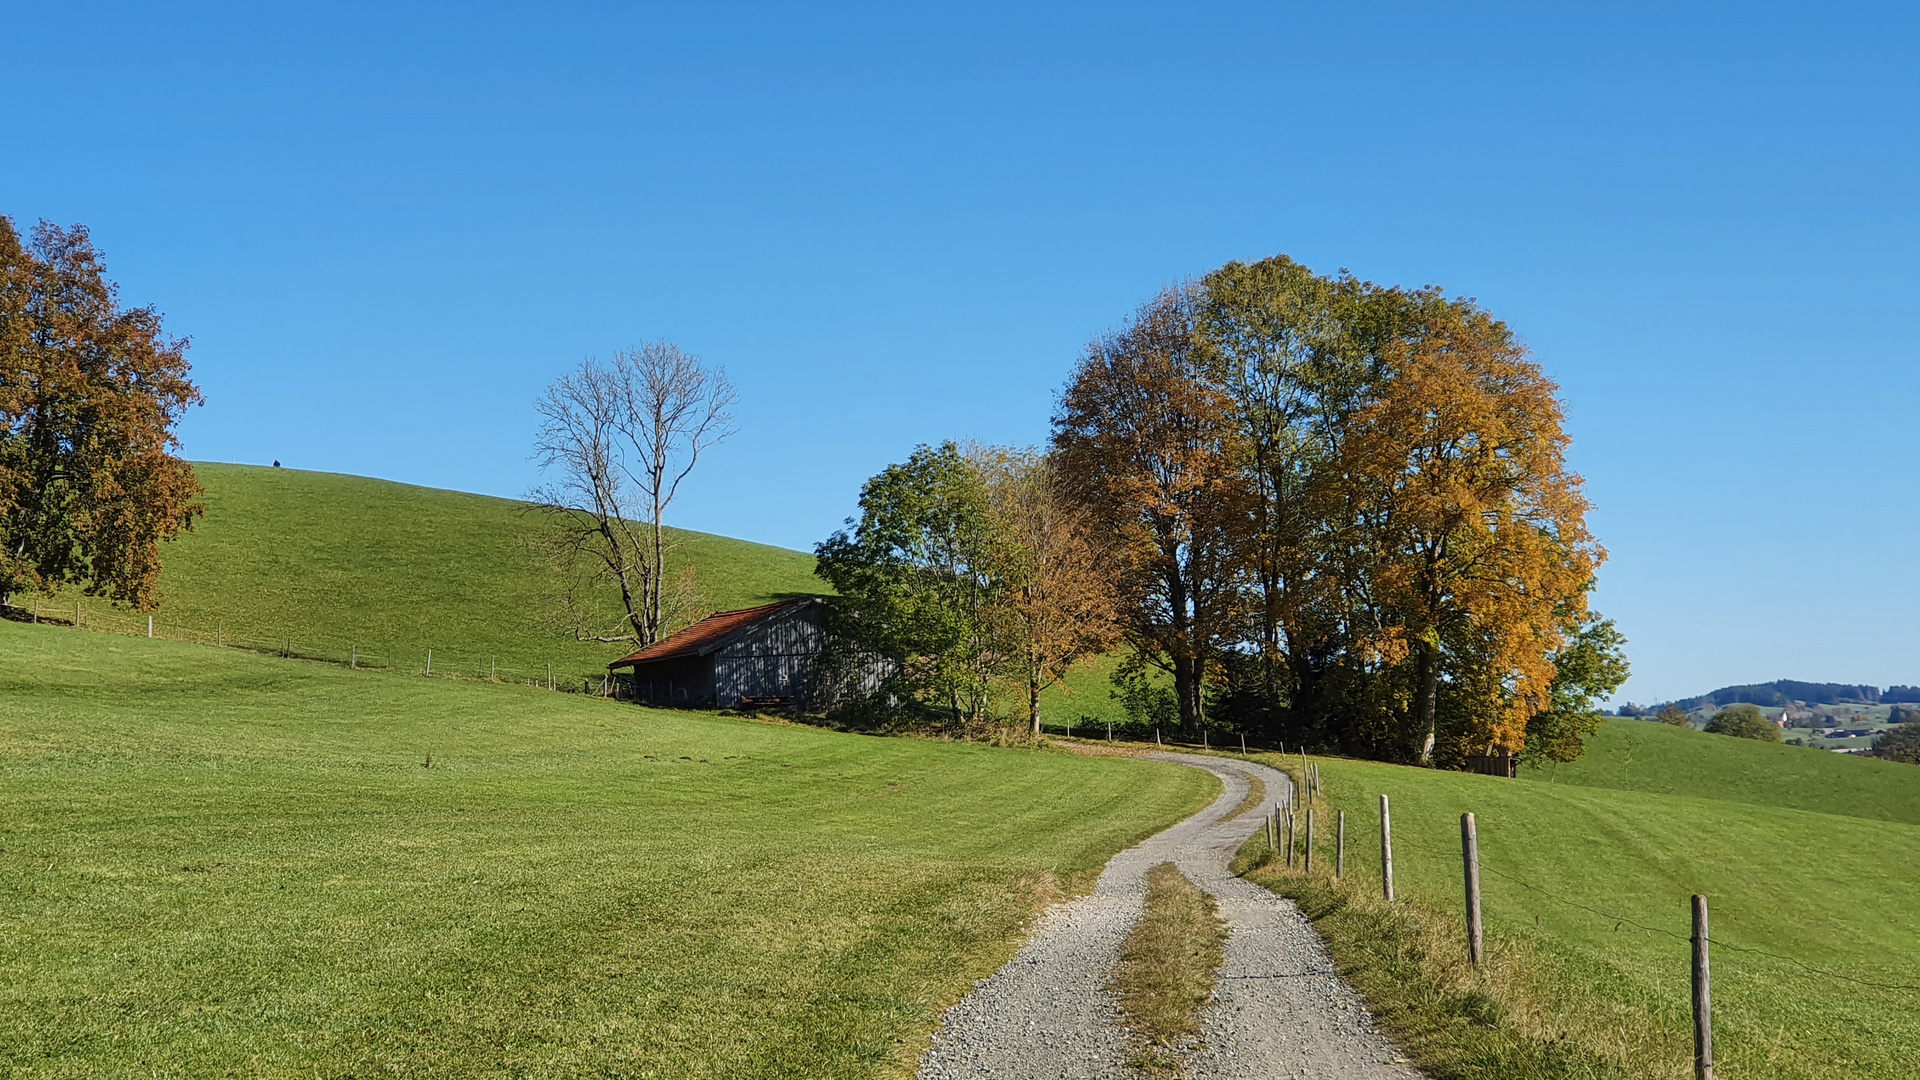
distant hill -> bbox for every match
[1631,679,1896,712]
[18,463,822,687]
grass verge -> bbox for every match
[1111,863,1228,1078]
[1235,844,1682,1078]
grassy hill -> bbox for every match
[0,620,1216,1078]
[1526,717,1920,826]
[17,463,822,686]
[1237,736,1920,1079]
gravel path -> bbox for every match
[915,752,1421,1080]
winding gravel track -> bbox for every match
[915,752,1421,1080]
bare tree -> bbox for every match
[531,342,737,645]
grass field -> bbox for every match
[0,621,1217,1078]
[14,463,823,687]
[1242,736,1920,1079]
[1527,717,1920,825]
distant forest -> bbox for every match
[1622,680,1920,714]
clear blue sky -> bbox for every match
[4,2,1915,704]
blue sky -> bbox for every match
[4,2,1915,703]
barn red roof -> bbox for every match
[607,600,811,668]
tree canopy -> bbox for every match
[1704,704,1783,742]
[0,218,202,611]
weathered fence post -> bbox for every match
[1693,894,1715,1080]
[1286,809,1296,868]
[1155,727,1161,747]
[1268,807,1277,854]
[1304,808,1315,875]
[1107,722,1112,741]
[1337,810,1346,879]
[350,645,356,668]
[1240,732,1247,757]
[216,620,222,647]
[426,649,432,675]
[1462,812,1483,966]
[1380,794,1395,902]
[77,600,82,628]
[547,664,553,691]
[147,615,153,639]
[490,659,496,682]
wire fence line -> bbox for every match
[1476,860,1920,994]
[4,594,618,695]
[1266,767,1920,1005]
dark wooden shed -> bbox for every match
[607,599,831,708]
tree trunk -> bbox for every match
[1416,640,1440,765]
[1173,652,1206,734]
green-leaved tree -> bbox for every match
[1704,703,1783,742]
[814,443,1015,728]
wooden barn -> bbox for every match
[607,598,835,709]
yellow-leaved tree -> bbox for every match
[1340,309,1600,763]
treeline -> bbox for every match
[814,255,1627,767]
[1627,680,1890,713]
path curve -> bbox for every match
[915,752,1421,1080]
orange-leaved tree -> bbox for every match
[0,218,202,612]
[974,445,1123,734]
[1052,286,1250,734]
[1339,307,1599,763]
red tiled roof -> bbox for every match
[607,600,810,668]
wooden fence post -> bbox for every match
[1693,894,1715,1080]
[1286,809,1296,868]
[426,649,432,675]
[1241,732,1247,757]
[1462,812,1483,966]
[1337,810,1346,879]
[1380,794,1395,902]
[350,645,356,668]
[147,615,153,639]
[547,664,553,691]
[1267,807,1276,854]
[1304,808,1314,875]
[216,620,221,647]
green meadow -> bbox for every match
[0,622,1216,1078]
[16,463,822,687]
[1250,723,1920,1079]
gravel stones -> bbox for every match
[915,752,1422,1080]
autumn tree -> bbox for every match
[1338,307,1601,763]
[1053,286,1249,734]
[1196,257,1457,748]
[974,446,1122,733]
[1656,703,1692,726]
[0,218,202,612]
[531,343,735,645]
[814,442,1015,728]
